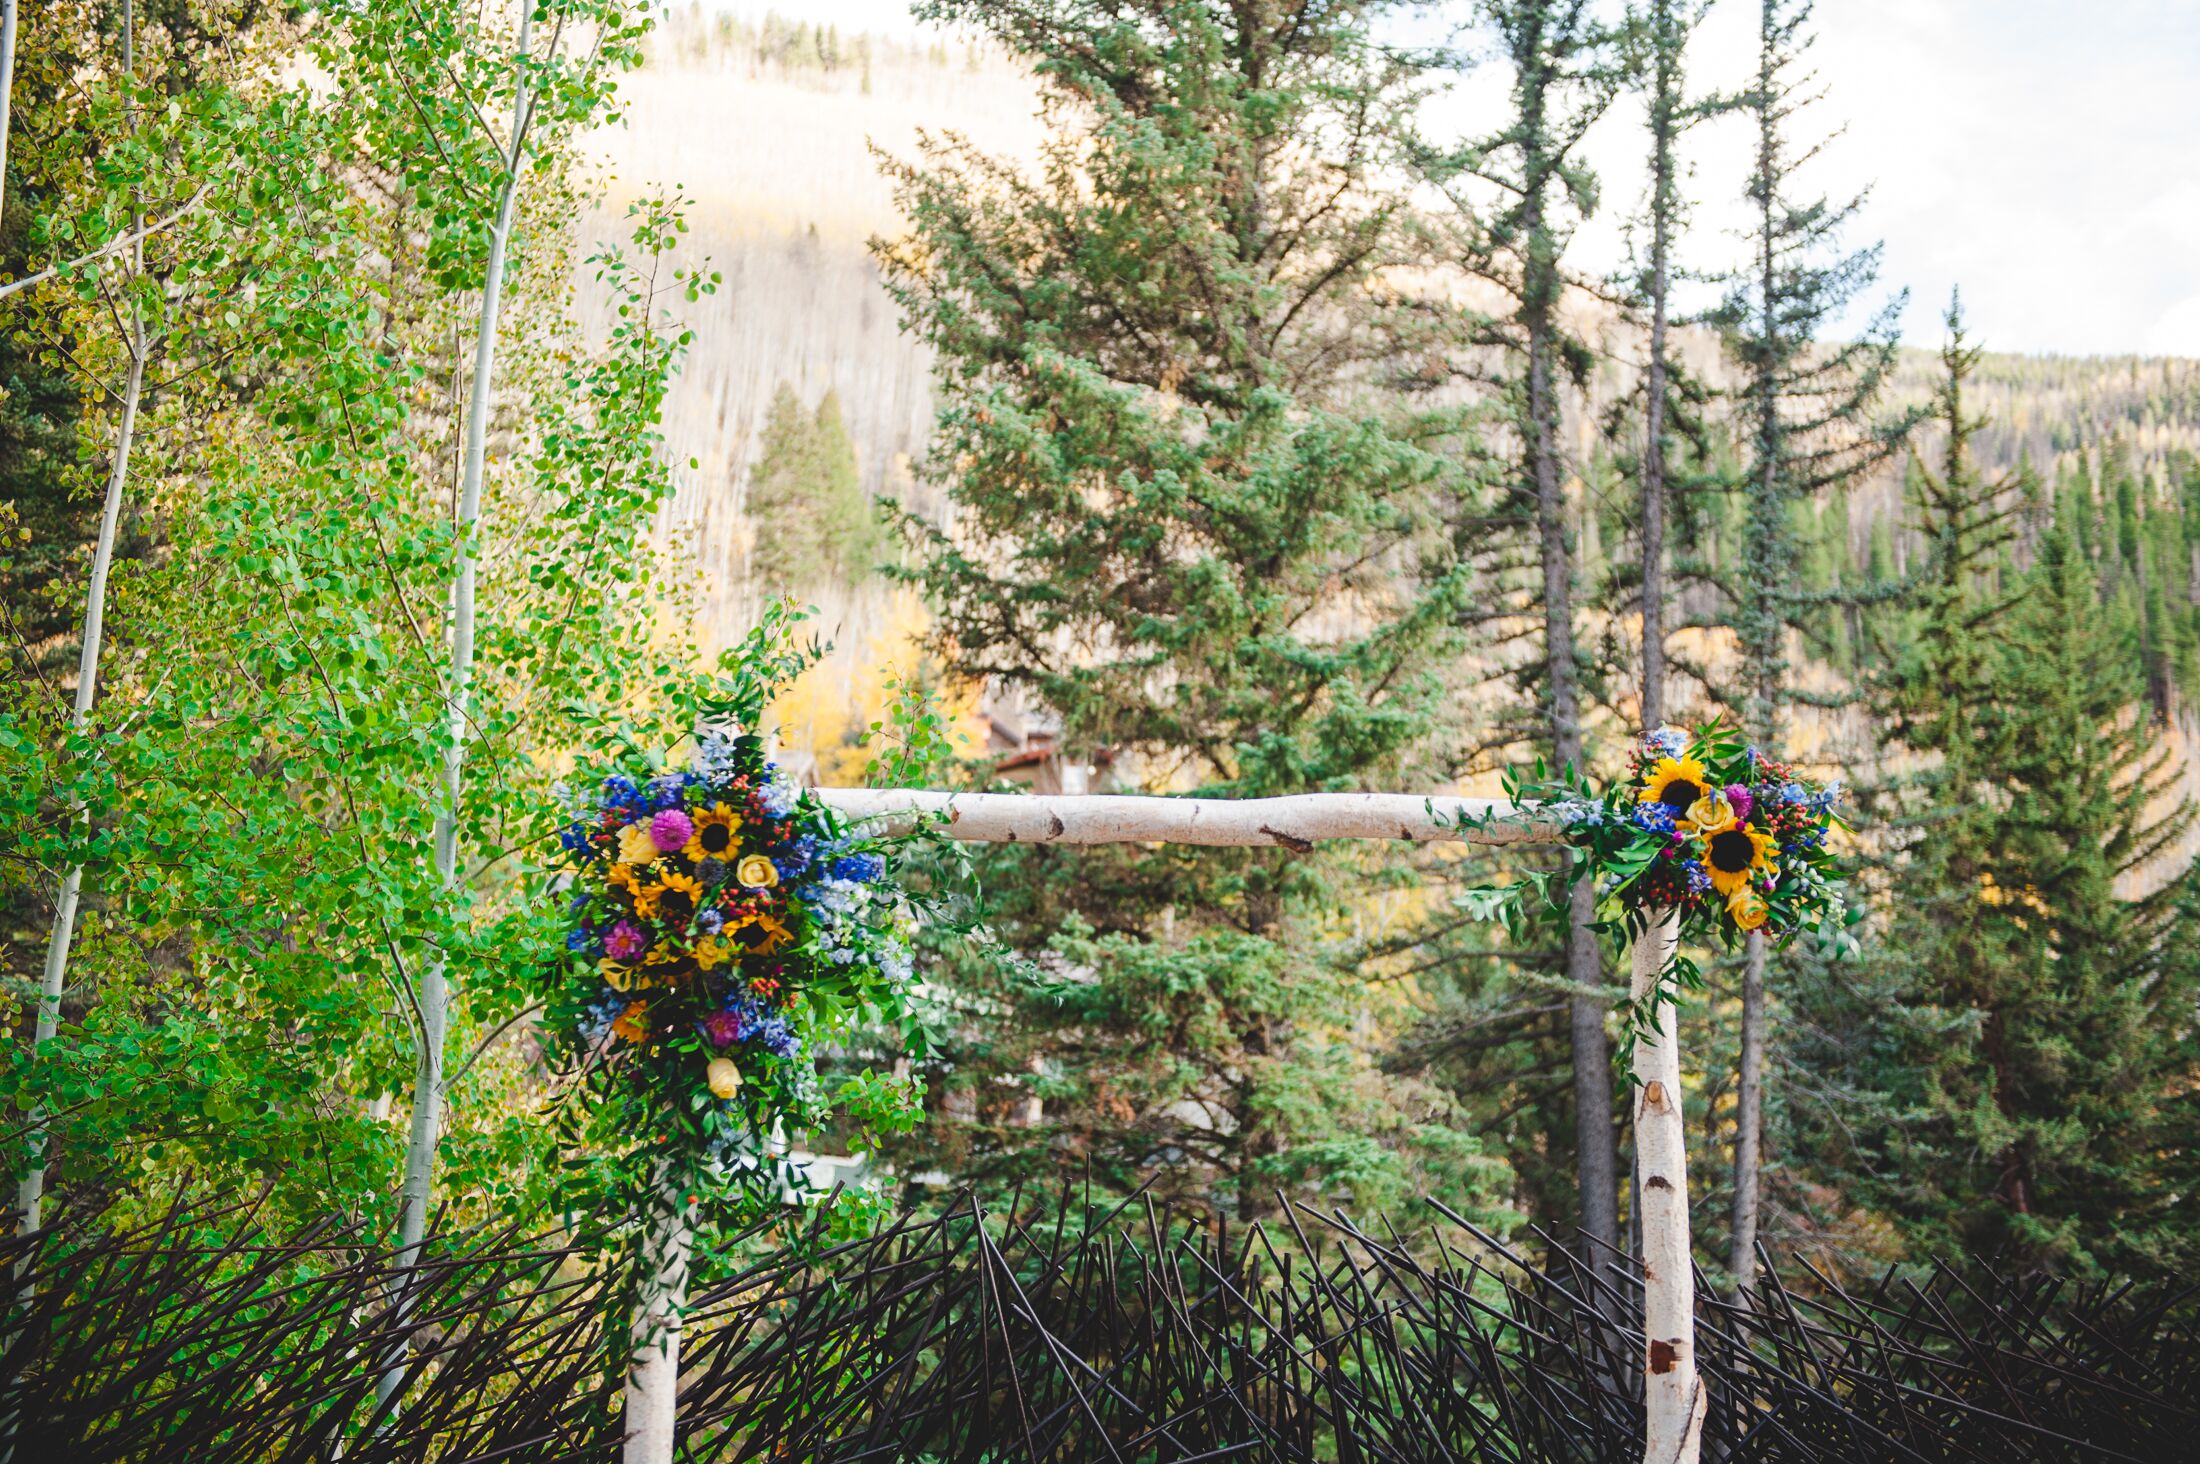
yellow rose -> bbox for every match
[692,935,731,971]
[616,822,658,867]
[1687,792,1736,836]
[1727,885,1769,931]
[736,854,780,889]
[706,1056,743,1099]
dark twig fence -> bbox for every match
[1,1185,2192,1462]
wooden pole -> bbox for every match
[1631,909,1704,1463]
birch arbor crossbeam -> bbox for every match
[814,788,1566,847]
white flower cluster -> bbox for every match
[756,768,799,819]
[691,730,737,778]
[802,875,874,967]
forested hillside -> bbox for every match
[606,12,2200,773]
[3,0,2196,1336]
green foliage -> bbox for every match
[875,0,1499,1223]
[1805,313,2200,1275]
[0,2,727,1237]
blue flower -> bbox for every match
[1777,781,1807,806]
[828,851,885,884]
[1683,860,1712,895]
[566,923,602,957]
[600,774,641,811]
[1635,804,1678,835]
[755,766,798,819]
[713,993,801,1059]
[697,908,724,935]
[647,773,694,811]
[559,822,601,862]
[577,988,626,1043]
[692,730,737,779]
[773,834,817,880]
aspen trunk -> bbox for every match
[623,1177,695,1464]
[1728,928,1767,1296]
[1632,910,1704,1464]
[380,9,532,1412]
[0,1,16,227]
[14,159,147,1249]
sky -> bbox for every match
[694,0,2200,358]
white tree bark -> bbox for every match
[623,1177,694,1464]
[813,788,1560,848]
[380,7,533,1412]
[1728,927,1768,1298]
[1631,909,1704,1464]
[0,1,17,228]
[15,0,146,1247]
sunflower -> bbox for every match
[599,958,646,991]
[726,910,793,955]
[607,862,645,897]
[692,935,733,971]
[684,803,741,863]
[636,871,705,928]
[615,821,659,868]
[1639,755,1712,823]
[1702,820,1776,896]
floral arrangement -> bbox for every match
[1467,723,1851,1043]
[543,728,922,1188]
[1561,723,1847,943]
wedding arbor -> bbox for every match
[616,786,1706,1464]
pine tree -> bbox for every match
[876,0,1495,1222]
[1813,305,2198,1275]
[747,383,881,593]
[1421,0,1633,1259]
[1707,0,1915,1294]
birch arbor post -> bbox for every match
[615,786,1703,1464]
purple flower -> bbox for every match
[697,908,724,935]
[603,919,649,961]
[1725,784,1753,822]
[650,808,695,853]
[700,1009,744,1047]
